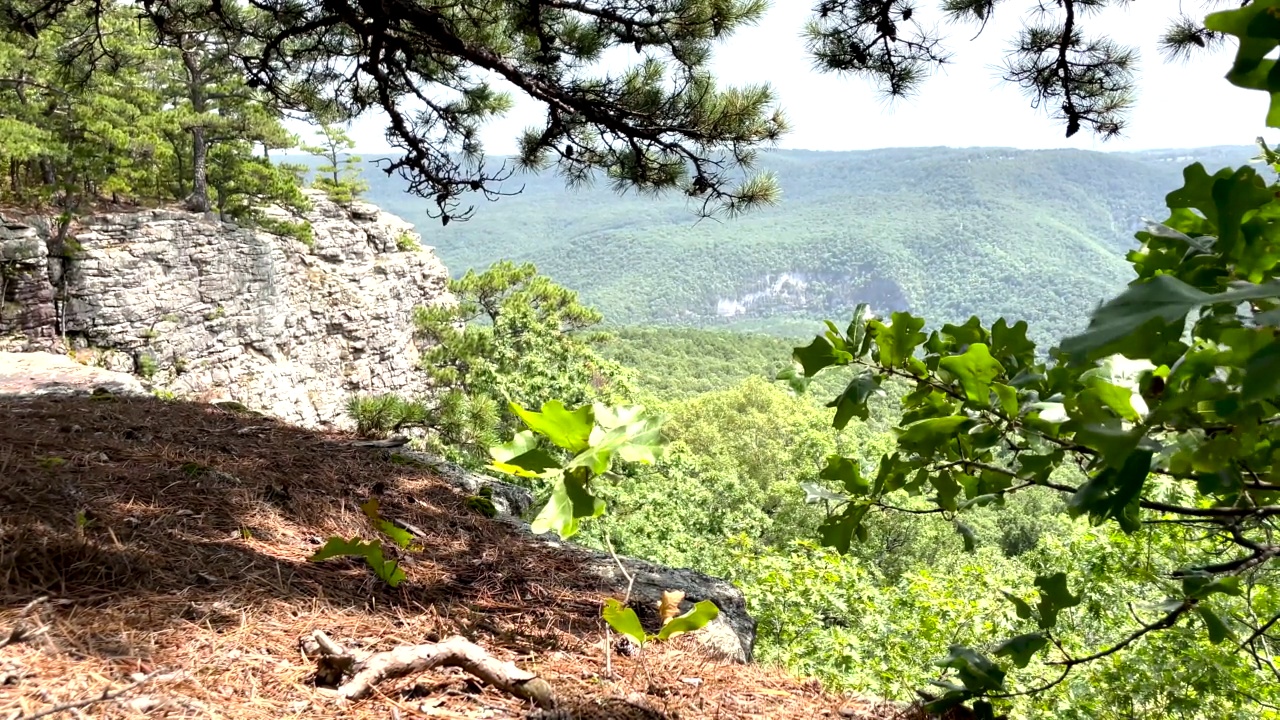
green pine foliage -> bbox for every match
[415,260,634,417]
[0,0,312,227]
[301,121,367,204]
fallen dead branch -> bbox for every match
[0,597,49,650]
[9,672,159,720]
[307,631,555,708]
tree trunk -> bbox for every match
[185,125,210,212]
[181,42,211,213]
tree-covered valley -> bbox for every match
[359,145,1257,340]
[4,0,1280,719]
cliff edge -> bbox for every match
[0,192,452,427]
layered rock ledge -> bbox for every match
[0,193,453,427]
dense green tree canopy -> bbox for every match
[0,0,307,224]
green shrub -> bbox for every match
[258,215,314,247]
[346,393,425,437]
[136,353,158,379]
[395,231,421,252]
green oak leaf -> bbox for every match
[1196,605,1235,644]
[309,536,377,563]
[1058,275,1208,361]
[939,343,1005,404]
[656,599,720,640]
[934,644,1007,693]
[845,303,873,360]
[309,537,406,587]
[1080,380,1142,422]
[1070,420,1147,470]
[511,400,595,453]
[1033,572,1081,630]
[373,518,413,550]
[1001,591,1035,621]
[570,410,666,474]
[1181,573,1243,600]
[1016,451,1065,484]
[941,316,989,348]
[1068,451,1153,533]
[602,599,647,646]
[1164,165,1272,258]
[954,520,977,552]
[869,311,927,369]
[900,386,957,425]
[488,430,562,478]
[898,415,974,453]
[826,372,883,429]
[931,470,962,513]
[990,318,1037,372]
[820,455,870,496]
[819,502,869,553]
[792,336,850,377]
[992,383,1019,416]
[530,472,605,539]
[360,499,414,549]
[1205,4,1280,126]
[992,632,1049,669]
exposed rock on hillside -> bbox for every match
[0,351,146,398]
[0,192,452,427]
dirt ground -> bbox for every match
[0,390,919,719]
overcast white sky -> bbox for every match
[334,1,1268,155]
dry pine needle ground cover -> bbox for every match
[0,392,917,720]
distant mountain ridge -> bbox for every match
[306,144,1259,341]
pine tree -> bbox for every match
[149,0,292,213]
[300,121,367,205]
[0,4,168,208]
[0,1,310,226]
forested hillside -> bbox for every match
[360,145,1256,341]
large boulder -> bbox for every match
[0,351,147,397]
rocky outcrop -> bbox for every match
[0,193,453,427]
[0,219,58,348]
[397,449,757,663]
[0,350,147,397]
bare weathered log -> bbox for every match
[311,632,554,709]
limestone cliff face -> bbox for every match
[0,191,453,427]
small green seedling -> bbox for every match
[37,455,66,470]
[308,498,416,587]
[602,598,720,648]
